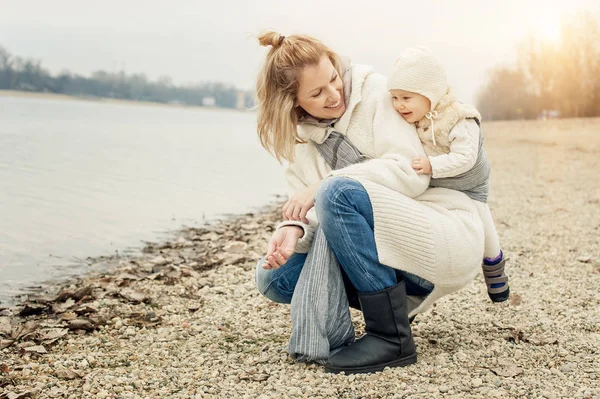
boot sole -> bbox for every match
[325,353,417,374]
[489,286,510,303]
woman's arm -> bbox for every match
[330,86,430,198]
[428,119,480,178]
[275,166,319,253]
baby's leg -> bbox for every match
[475,202,501,259]
[474,202,509,302]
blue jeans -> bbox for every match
[255,177,434,304]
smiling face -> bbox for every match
[390,89,431,123]
[296,55,345,120]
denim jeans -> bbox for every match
[255,177,434,304]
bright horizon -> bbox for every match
[1,0,598,104]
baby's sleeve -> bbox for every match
[429,119,480,178]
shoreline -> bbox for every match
[0,90,251,113]
[0,200,283,311]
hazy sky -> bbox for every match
[1,0,598,103]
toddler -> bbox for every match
[387,46,509,302]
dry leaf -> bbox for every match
[119,289,149,303]
[504,328,525,344]
[3,391,33,399]
[52,298,75,314]
[23,345,47,354]
[223,241,247,254]
[491,364,523,377]
[510,293,522,306]
[56,370,83,380]
[0,318,11,336]
[18,303,46,317]
[1,339,14,349]
[39,328,69,343]
[1,364,9,374]
[67,319,95,331]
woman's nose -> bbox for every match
[326,86,340,100]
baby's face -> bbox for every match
[390,89,431,124]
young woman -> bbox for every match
[254,31,484,374]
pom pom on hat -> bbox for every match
[387,46,448,111]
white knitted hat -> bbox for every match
[387,46,448,111]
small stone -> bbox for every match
[223,241,248,254]
[150,256,167,265]
[434,354,447,366]
[472,378,483,388]
[439,385,450,393]
[560,363,575,373]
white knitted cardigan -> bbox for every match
[279,65,484,316]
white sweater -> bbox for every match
[279,65,484,316]
[428,119,480,178]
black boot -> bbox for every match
[325,281,417,374]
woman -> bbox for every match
[254,31,484,374]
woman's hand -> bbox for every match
[282,182,321,223]
[412,156,432,175]
[262,226,304,270]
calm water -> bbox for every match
[0,95,286,305]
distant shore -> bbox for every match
[0,90,250,112]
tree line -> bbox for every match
[0,45,254,109]
[477,10,600,120]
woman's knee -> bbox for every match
[315,177,372,226]
[254,256,303,304]
[315,177,365,211]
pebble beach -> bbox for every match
[1,118,599,399]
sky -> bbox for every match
[1,0,598,104]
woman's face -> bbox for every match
[296,55,345,120]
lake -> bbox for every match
[0,95,286,305]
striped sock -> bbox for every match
[483,250,504,288]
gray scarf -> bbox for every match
[288,61,365,361]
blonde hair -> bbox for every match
[256,31,342,162]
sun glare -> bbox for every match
[533,18,562,42]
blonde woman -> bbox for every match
[254,31,484,374]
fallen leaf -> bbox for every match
[56,370,83,380]
[67,319,95,332]
[0,318,11,336]
[4,391,33,399]
[72,286,93,301]
[504,328,525,344]
[14,321,39,341]
[38,328,69,343]
[223,241,247,254]
[18,303,47,317]
[252,373,269,382]
[119,289,149,303]
[23,345,47,354]
[51,299,75,314]
[60,312,77,321]
[510,293,522,306]
[491,364,523,377]
[1,339,14,349]
[74,305,98,315]
[1,364,9,374]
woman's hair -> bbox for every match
[256,31,341,163]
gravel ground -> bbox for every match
[1,118,599,399]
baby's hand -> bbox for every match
[412,156,432,175]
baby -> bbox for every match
[387,46,509,302]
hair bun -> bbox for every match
[258,31,285,48]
